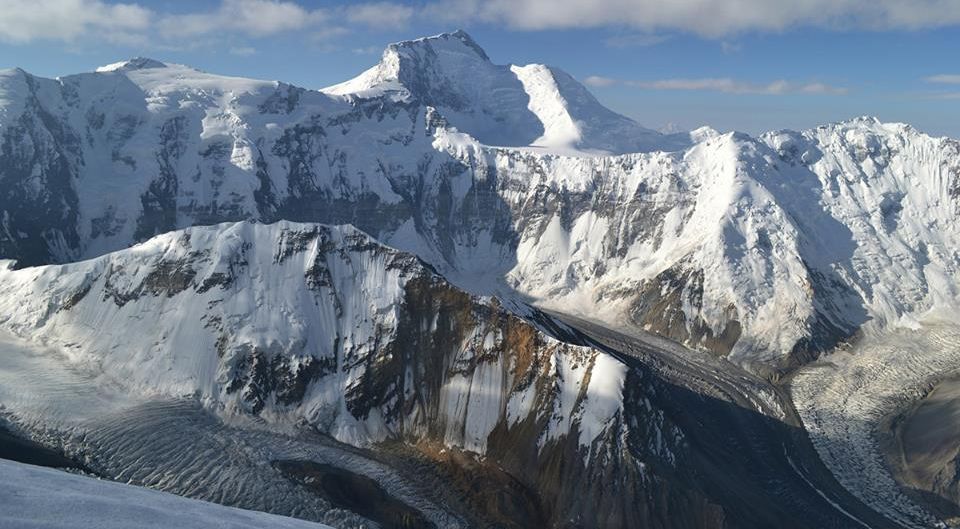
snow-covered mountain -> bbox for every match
[5,29,959,528]
[0,31,958,378]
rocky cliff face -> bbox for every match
[1,33,958,377]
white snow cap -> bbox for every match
[96,57,169,73]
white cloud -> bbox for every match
[584,76,618,87]
[346,2,414,28]
[580,74,847,95]
[310,26,350,42]
[353,46,384,55]
[0,0,413,47]
[229,46,257,56]
[799,82,847,94]
[720,41,742,53]
[427,0,960,37]
[925,74,960,84]
[619,77,847,95]
[605,33,669,48]
[0,0,151,43]
[157,0,327,39]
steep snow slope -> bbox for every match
[762,119,960,334]
[0,459,334,529]
[429,118,960,373]
[1,32,958,375]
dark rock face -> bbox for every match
[0,72,82,267]
[102,254,199,307]
[133,116,188,241]
[227,351,335,414]
[333,274,698,529]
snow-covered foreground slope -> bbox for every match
[0,459,333,529]
[0,31,958,376]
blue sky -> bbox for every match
[1,0,959,136]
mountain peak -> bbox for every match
[323,30,493,103]
[96,57,168,73]
[387,30,489,62]
[324,31,677,153]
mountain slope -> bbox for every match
[0,221,626,452]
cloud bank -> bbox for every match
[0,0,411,44]
[926,74,960,84]
[0,0,150,44]
[429,0,960,37]
[5,0,960,45]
